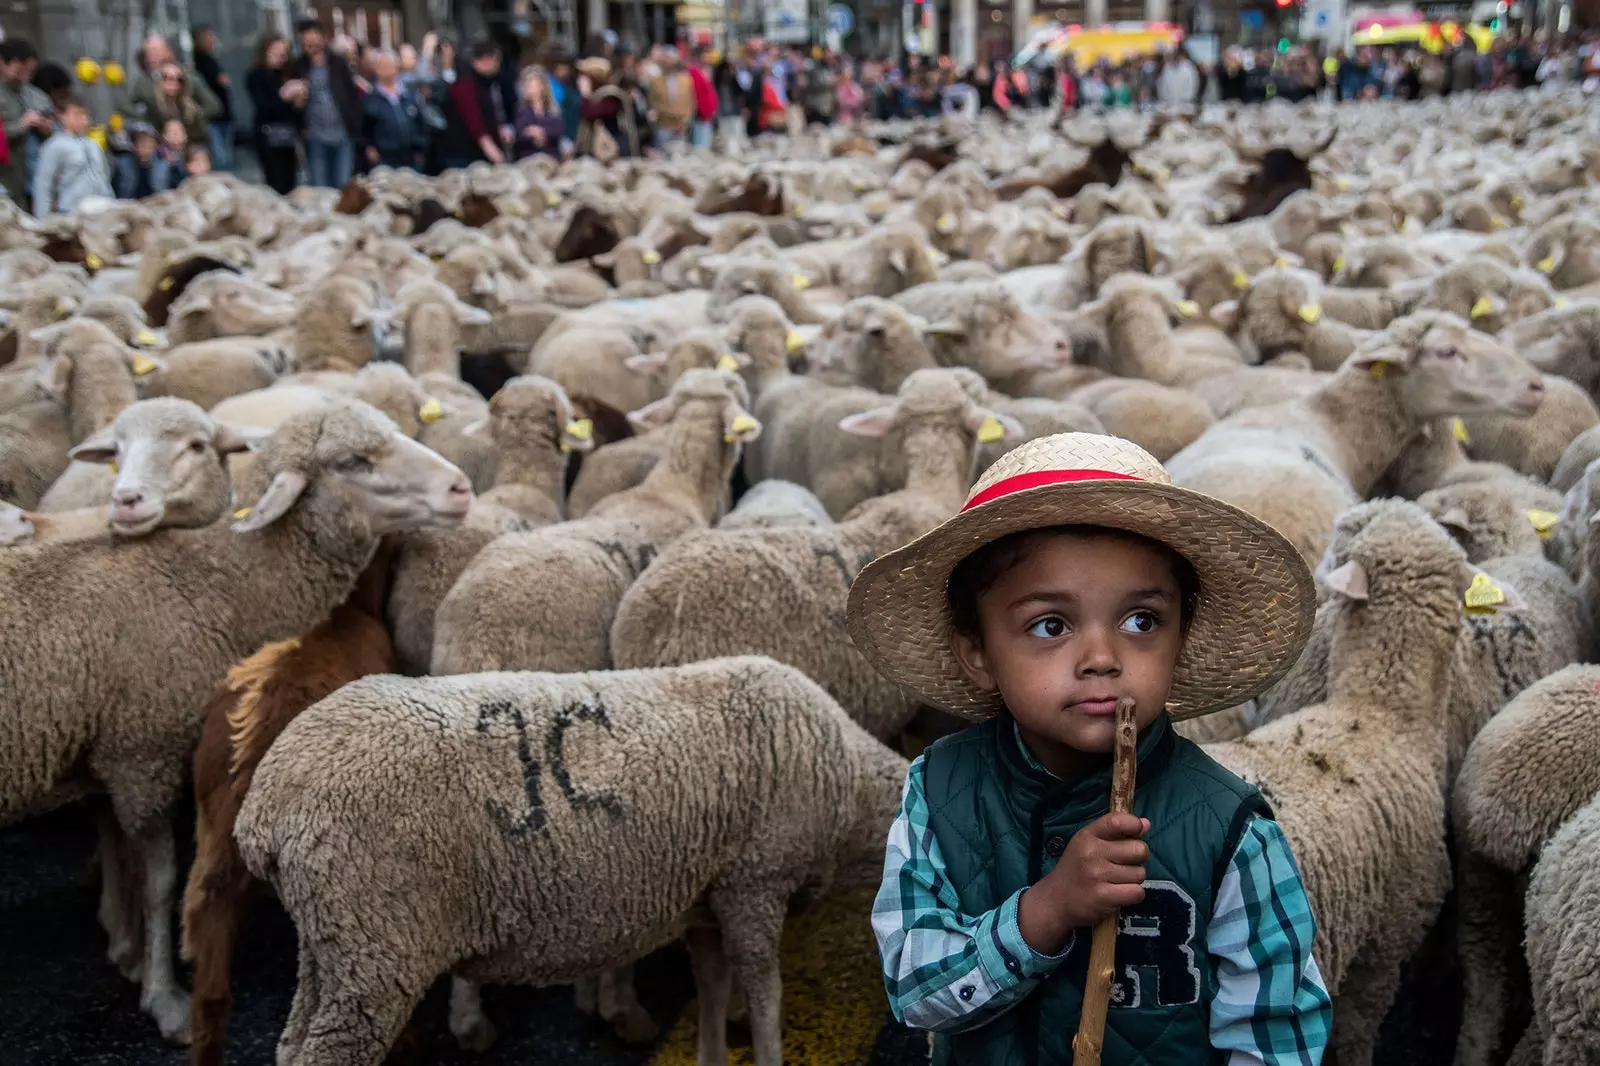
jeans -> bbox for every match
[207,121,233,171]
[653,128,685,152]
[305,136,353,188]
[691,120,713,149]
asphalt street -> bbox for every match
[0,803,1462,1066]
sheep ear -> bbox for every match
[36,355,72,400]
[969,409,1027,444]
[233,470,309,532]
[723,408,761,444]
[453,300,494,326]
[212,424,272,455]
[1434,507,1473,536]
[1323,559,1369,601]
[1209,300,1241,333]
[624,352,670,375]
[888,248,910,275]
[124,350,168,377]
[68,432,118,465]
[591,249,619,268]
[0,501,35,545]
[459,417,491,441]
[839,404,900,438]
[350,305,375,328]
[626,395,678,431]
[923,319,966,339]
[1350,340,1415,375]
[1462,566,1527,614]
[1534,244,1567,277]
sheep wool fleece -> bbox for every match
[924,713,1269,1066]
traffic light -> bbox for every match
[1278,36,1291,50]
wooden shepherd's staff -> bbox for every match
[1071,696,1140,1066]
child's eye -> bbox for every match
[1122,610,1160,635]
[1027,616,1068,639]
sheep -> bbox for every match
[181,545,398,1066]
[1207,500,1514,1066]
[133,336,294,412]
[890,281,1074,394]
[6,271,85,363]
[1402,255,1556,335]
[707,257,829,324]
[1522,215,1600,290]
[233,657,907,1066]
[163,273,299,345]
[1417,480,1555,563]
[431,368,758,676]
[77,292,165,350]
[1167,312,1547,566]
[0,401,471,1043]
[388,376,591,675]
[1552,423,1600,492]
[1500,299,1600,398]
[1459,373,1600,482]
[1054,216,1159,308]
[391,277,496,378]
[1520,790,1600,1066]
[1451,664,1600,1066]
[1211,267,1372,371]
[613,367,1020,740]
[715,479,832,530]
[291,276,391,373]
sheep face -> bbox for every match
[1526,219,1600,290]
[240,403,472,535]
[486,375,589,454]
[1500,302,1600,389]
[170,277,297,339]
[1354,316,1546,421]
[1317,499,1475,619]
[69,398,260,536]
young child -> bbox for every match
[113,121,173,199]
[850,433,1332,1065]
[32,94,112,215]
[182,143,212,178]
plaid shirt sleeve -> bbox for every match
[1208,816,1333,1064]
[872,755,1073,1033]
[874,756,1332,1059]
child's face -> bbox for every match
[163,121,185,151]
[952,532,1183,773]
[61,105,89,135]
[187,152,211,175]
[134,134,157,161]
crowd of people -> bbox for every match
[2,20,1599,213]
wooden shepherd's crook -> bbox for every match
[1071,696,1140,1066]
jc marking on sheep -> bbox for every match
[476,697,625,836]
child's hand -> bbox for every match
[1017,813,1148,957]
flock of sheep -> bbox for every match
[1,85,1599,1066]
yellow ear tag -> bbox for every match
[1336,177,1351,191]
[109,460,119,475]
[158,276,174,291]
[1512,195,1525,209]
[1471,296,1494,320]
[791,274,810,291]
[233,507,252,520]
[1273,257,1290,269]
[935,213,958,235]
[1178,299,1200,319]
[642,249,662,266]
[546,193,561,207]
[1369,361,1388,381]
[1331,256,1346,274]
[1463,572,1506,613]
[1451,417,1470,444]
[130,354,158,376]
[1557,297,1570,309]
[1232,271,1249,289]
[1538,255,1557,274]
[85,253,104,271]
[792,204,804,218]
[725,413,758,442]
[786,330,805,353]
[1490,217,1508,230]
[418,398,443,423]
[136,328,159,347]
[1527,510,1559,539]
[715,354,740,372]
[566,418,593,441]
[1298,304,1322,325]
[977,415,1006,444]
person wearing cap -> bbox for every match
[851,432,1332,1065]
[113,121,176,199]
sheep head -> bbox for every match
[1347,312,1546,421]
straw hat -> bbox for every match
[846,433,1315,722]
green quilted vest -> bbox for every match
[922,712,1271,1066]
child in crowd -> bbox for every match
[113,121,174,199]
[32,94,111,214]
[183,143,212,178]
[851,432,1332,1065]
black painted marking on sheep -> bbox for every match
[545,700,624,821]
[595,539,658,577]
[477,697,624,837]
[478,699,549,834]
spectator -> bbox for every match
[578,58,641,160]
[742,53,765,138]
[713,55,746,147]
[513,65,563,160]
[992,60,1014,110]
[149,63,209,146]
[688,46,717,149]
[1217,48,1248,101]
[128,34,221,132]
[1157,48,1199,108]
[246,31,300,196]
[1057,58,1080,111]
[0,40,49,208]
[159,117,189,176]
[363,49,426,170]
[1080,64,1107,106]
[286,17,363,189]
[33,94,111,215]
[192,25,234,170]
[548,56,581,150]
[31,61,74,120]
[183,142,212,178]
[803,58,836,126]
[113,121,174,199]
[647,49,695,151]
[836,64,864,124]
[442,40,513,169]
[398,43,420,83]
[1107,70,1132,107]
[1451,41,1478,94]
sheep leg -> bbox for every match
[133,818,192,1045]
[181,797,257,1066]
[573,976,599,1016]
[94,802,144,982]
[712,888,787,1066]
[448,978,498,1053]
[1453,854,1520,1066]
[686,925,731,1066]
[1504,1025,1540,1066]
[598,964,659,1043]
[1329,951,1409,1066]
[279,952,426,1066]
[276,938,322,1066]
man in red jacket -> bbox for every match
[688,45,717,150]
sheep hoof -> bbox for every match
[451,1014,499,1053]
[143,989,192,1045]
[106,937,143,982]
[610,1009,660,1045]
